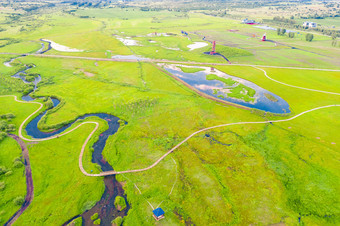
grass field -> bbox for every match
[0,3,339,225]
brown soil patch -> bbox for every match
[79,68,95,77]
[84,71,95,77]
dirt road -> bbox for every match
[1,52,340,72]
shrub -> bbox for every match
[112,216,123,226]
[0,181,5,190]
[277,28,286,36]
[5,113,15,119]
[288,32,295,38]
[0,120,8,131]
[0,132,7,141]
[6,124,16,132]
[5,171,13,176]
[90,213,99,221]
[13,160,23,168]
[0,166,8,175]
[306,33,314,42]
[114,196,127,211]
[13,196,24,206]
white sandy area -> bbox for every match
[41,39,84,52]
[4,61,12,67]
[147,33,171,37]
[187,42,208,51]
[116,37,140,46]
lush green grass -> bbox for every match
[178,66,205,73]
[114,196,127,211]
[112,216,123,226]
[16,121,104,225]
[0,5,339,226]
[0,137,26,225]
[227,83,256,102]
[264,93,278,102]
[206,74,236,86]
[67,216,82,226]
[0,97,41,225]
[2,53,339,225]
[0,56,33,96]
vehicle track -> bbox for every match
[1,65,339,176]
[1,98,338,177]
[253,66,340,95]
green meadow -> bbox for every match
[0,3,339,226]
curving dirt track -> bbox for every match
[4,134,34,226]
[0,67,339,177]
[0,96,338,177]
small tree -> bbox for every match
[91,213,99,221]
[331,33,337,47]
[288,32,295,38]
[277,28,281,36]
[281,29,286,35]
[0,181,5,191]
[112,217,123,226]
[13,196,24,206]
[306,33,314,42]
[93,219,101,225]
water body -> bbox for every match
[10,65,41,101]
[254,25,295,33]
[116,36,140,46]
[162,64,290,114]
[25,99,130,225]
[3,54,27,68]
[38,39,52,54]
[6,50,129,224]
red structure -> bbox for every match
[261,33,266,41]
[210,41,216,55]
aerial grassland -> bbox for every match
[0,96,42,225]
[0,4,339,226]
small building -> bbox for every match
[261,33,266,41]
[152,208,165,221]
[303,21,317,28]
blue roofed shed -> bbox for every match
[152,207,165,221]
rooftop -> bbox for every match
[152,208,165,217]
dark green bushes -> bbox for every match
[90,213,98,221]
[13,196,24,206]
[114,196,127,211]
[0,114,16,140]
[306,33,314,42]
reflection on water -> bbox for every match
[162,64,290,114]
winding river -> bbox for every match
[28,99,130,225]
[4,46,129,225]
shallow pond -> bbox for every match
[162,64,290,114]
[254,25,295,33]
